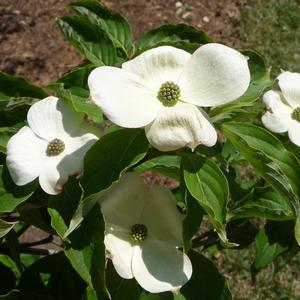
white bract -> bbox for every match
[6,96,98,195]
[262,71,300,146]
[100,172,192,293]
[88,43,250,151]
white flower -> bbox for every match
[262,71,300,146]
[88,43,250,151]
[100,172,192,293]
[6,96,98,195]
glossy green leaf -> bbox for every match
[0,255,21,280]
[230,186,294,221]
[57,64,95,90]
[210,51,272,123]
[0,290,54,300]
[0,165,37,213]
[81,128,148,197]
[48,83,103,124]
[0,128,17,154]
[81,287,108,300]
[135,24,212,55]
[69,1,133,57]
[0,263,16,295]
[19,208,53,234]
[48,177,82,238]
[65,204,107,294]
[252,221,297,274]
[222,122,300,214]
[182,189,204,251]
[182,155,234,247]
[64,129,148,237]
[0,72,46,100]
[134,155,181,180]
[0,72,47,126]
[18,253,85,300]
[106,264,140,300]
[57,16,117,66]
[139,292,173,300]
[0,219,17,238]
[4,230,22,272]
[179,251,232,300]
[47,178,106,293]
[135,155,181,172]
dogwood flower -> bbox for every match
[262,71,300,146]
[6,96,98,195]
[100,172,192,293]
[88,43,250,151]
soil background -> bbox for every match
[0,0,248,85]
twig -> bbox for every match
[21,235,53,247]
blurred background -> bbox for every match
[0,0,300,299]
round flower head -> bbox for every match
[88,43,250,151]
[100,172,192,293]
[6,96,98,195]
[262,71,300,146]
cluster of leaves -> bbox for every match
[0,1,299,299]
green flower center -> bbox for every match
[157,81,180,107]
[46,138,65,156]
[291,107,300,122]
[131,224,148,242]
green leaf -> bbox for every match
[179,251,232,300]
[221,122,300,214]
[65,204,107,294]
[182,189,204,251]
[81,287,108,300]
[81,128,148,197]
[135,24,212,55]
[0,165,37,213]
[139,292,173,300]
[19,208,53,234]
[134,155,181,180]
[182,155,234,247]
[4,230,22,272]
[48,177,82,238]
[0,128,17,154]
[0,290,54,300]
[0,72,46,100]
[69,1,133,57]
[0,262,16,295]
[230,186,294,221]
[183,194,204,251]
[0,219,17,238]
[48,83,103,124]
[252,221,297,274]
[0,72,47,126]
[57,16,117,66]
[0,254,21,280]
[18,253,85,300]
[57,64,95,90]
[64,129,148,237]
[135,155,181,172]
[48,178,107,294]
[210,51,272,123]
[106,264,140,300]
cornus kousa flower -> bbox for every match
[262,71,300,146]
[100,172,192,293]
[6,96,98,195]
[88,43,250,151]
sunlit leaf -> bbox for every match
[136,24,212,55]
[69,0,133,58]
[182,154,235,248]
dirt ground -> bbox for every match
[0,0,248,85]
